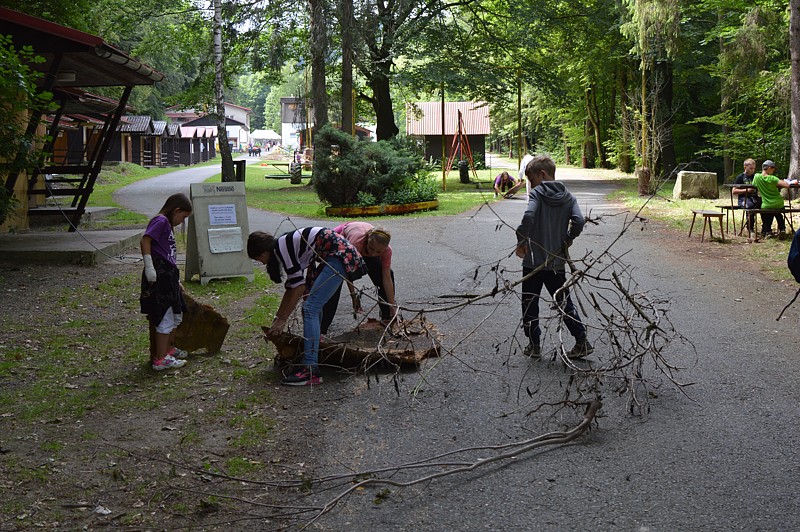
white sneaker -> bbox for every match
[168,347,189,359]
[152,355,187,371]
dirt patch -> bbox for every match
[0,253,326,530]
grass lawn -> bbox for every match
[205,164,511,220]
[81,156,516,224]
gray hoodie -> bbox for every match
[516,180,585,271]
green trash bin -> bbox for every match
[458,160,470,184]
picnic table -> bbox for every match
[720,182,800,238]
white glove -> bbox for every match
[143,254,157,283]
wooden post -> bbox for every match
[441,83,446,191]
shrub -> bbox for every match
[314,125,436,207]
[0,35,56,226]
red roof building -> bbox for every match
[406,101,490,164]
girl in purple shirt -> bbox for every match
[140,193,193,371]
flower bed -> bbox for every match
[325,200,439,217]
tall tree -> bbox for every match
[622,0,680,178]
[213,0,235,181]
[351,0,460,140]
[309,0,329,135]
[789,0,800,179]
[340,0,354,134]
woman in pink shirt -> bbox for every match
[321,222,396,334]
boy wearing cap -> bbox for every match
[752,160,794,239]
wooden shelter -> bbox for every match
[178,127,199,165]
[0,7,164,231]
[405,101,490,165]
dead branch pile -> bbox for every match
[264,316,441,369]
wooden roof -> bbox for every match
[406,101,490,136]
[119,115,154,134]
[0,7,164,88]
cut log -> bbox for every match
[263,317,441,368]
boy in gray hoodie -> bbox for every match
[515,155,592,358]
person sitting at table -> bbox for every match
[753,159,794,239]
[732,158,760,233]
[494,171,524,198]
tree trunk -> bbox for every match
[585,86,607,168]
[213,0,234,182]
[309,0,328,134]
[370,68,399,140]
[790,0,800,180]
[654,59,676,178]
[619,62,632,173]
[340,0,354,135]
[582,118,595,168]
[719,12,733,180]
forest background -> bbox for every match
[2,0,800,182]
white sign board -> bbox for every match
[185,182,254,285]
[208,204,237,226]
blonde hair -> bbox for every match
[368,226,391,246]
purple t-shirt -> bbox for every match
[495,173,516,187]
[144,214,177,266]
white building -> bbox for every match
[280,97,313,149]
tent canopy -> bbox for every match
[251,129,282,141]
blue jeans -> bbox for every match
[521,267,586,344]
[302,258,347,367]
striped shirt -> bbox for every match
[275,227,365,289]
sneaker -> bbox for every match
[282,366,322,386]
[778,231,789,241]
[168,347,189,359]
[152,355,187,371]
[523,341,541,358]
[567,340,594,359]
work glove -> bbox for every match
[143,254,157,283]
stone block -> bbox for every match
[673,171,718,200]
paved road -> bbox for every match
[116,162,800,530]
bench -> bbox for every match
[716,205,745,234]
[743,208,800,238]
[689,209,725,242]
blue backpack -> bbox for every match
[788,229,800,283]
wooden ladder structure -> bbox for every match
[444,110,479,183]
[13,87,132,232]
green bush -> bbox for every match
[0,35,56,225]
[314,125,436,207]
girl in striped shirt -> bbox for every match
[247,227,365,386]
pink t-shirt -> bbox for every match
[333,222,392,269]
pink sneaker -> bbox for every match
[152,355,187,371]
[167,347,189,359]
[281,366,322,386]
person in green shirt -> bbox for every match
[752,160,796,239]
